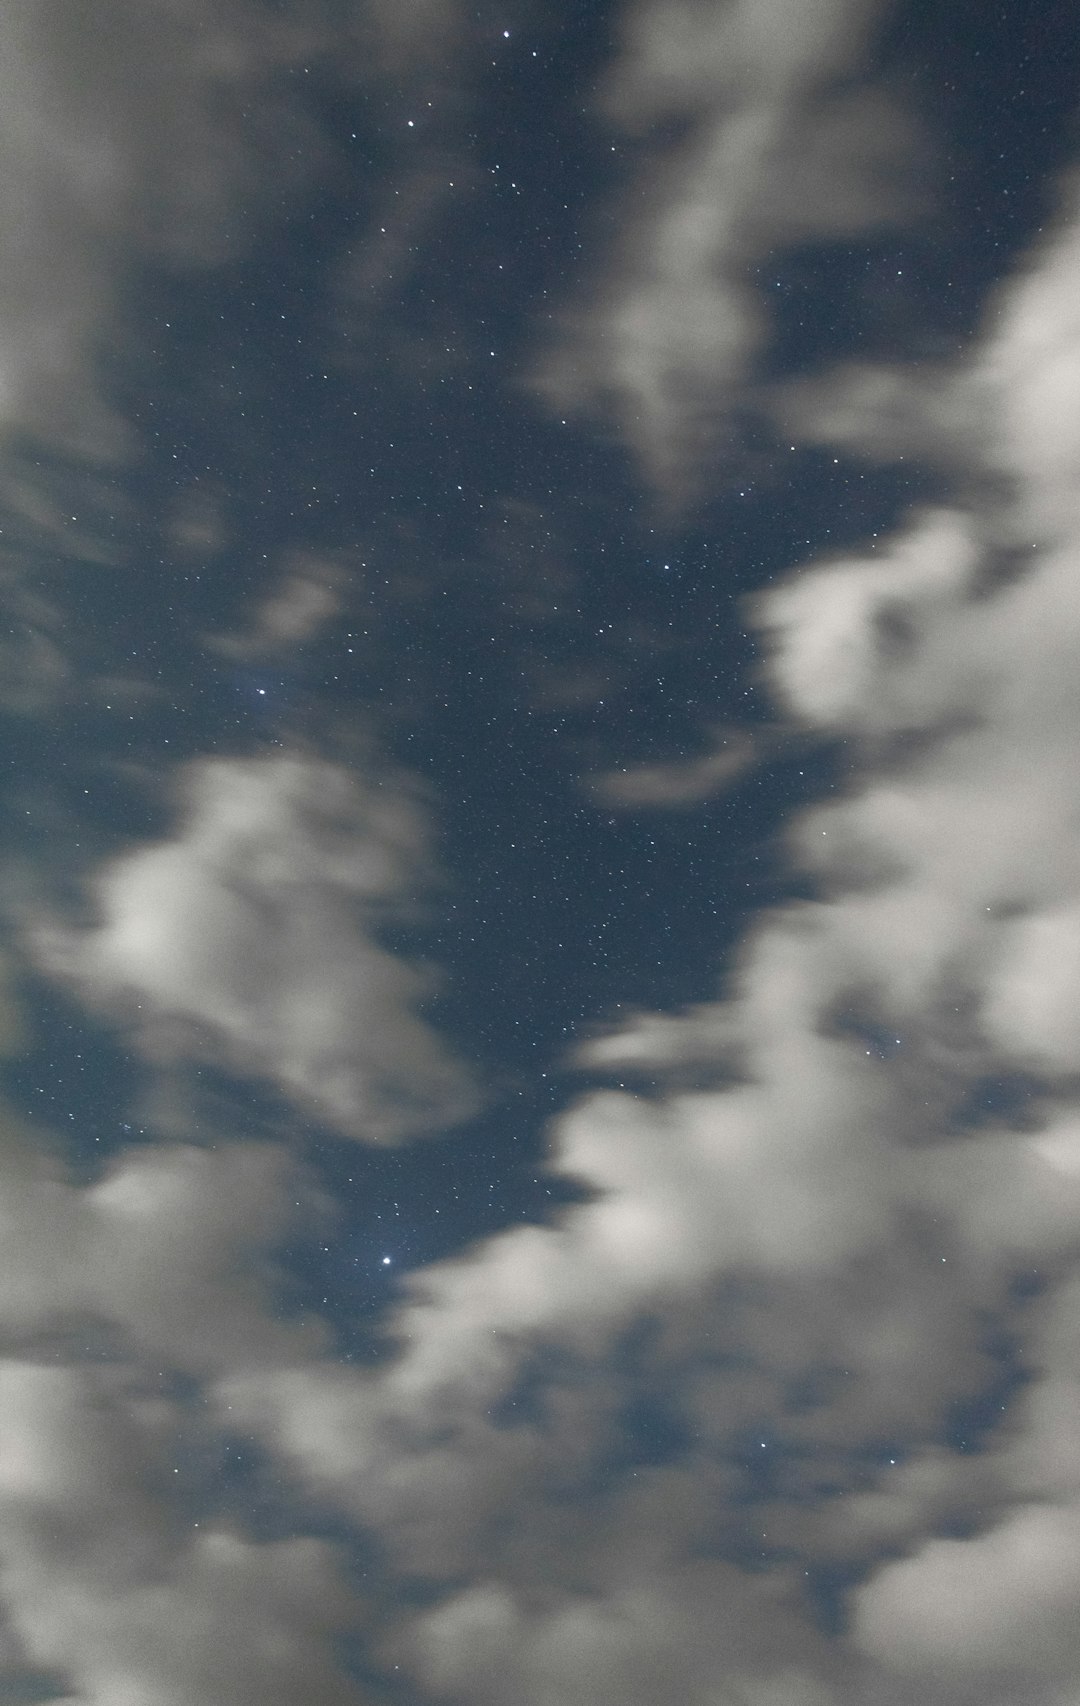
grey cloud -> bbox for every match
[770,359,973,470]
[854,1501,1080,1697]
[0,0,468,457]
[981,176,1080,541]
[403,1567,843,1706]
[0,1113,365,1704]
[0,1,316,453]
[214,178,1080,1706]
[534,0,926,502]
[575,1000,742,1077]
[0,1119,325,1376]
[36,752,481,1142]
[770,175,1080,530]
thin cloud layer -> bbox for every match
[0,0,306,453]
[0,1101,362,1702]
[37,753,480,1142]
[207,552,346,661]
[584,726,762,809]
[0,1359,365,1706]
[0,0,466,457]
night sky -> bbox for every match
[3,1,1080,1701]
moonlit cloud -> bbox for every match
[3,4,1080,1704]
[0,1,309,453]
[0,0,468,457]
[36,753,480,1142]
[0,1358,365,1706]
[0,1096,359,1702]
[534,0,926,501]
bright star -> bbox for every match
[382,1256,392,1266]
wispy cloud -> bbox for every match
[0,0,468,457]
[534,0,927,502]
[583,726,763,809]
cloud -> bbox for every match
[583,726,762,808]
[0,1363,367,1706]
[0,0,469,457]
[403,1567,841,1706]
[0,1114,325,1375]
[6,27,1080,1706]
[534,0,927,500]
[854,1501,1080,1695]
[980,175,1080,541]
[769,358,971,470]
[0,1085,365,1701]
[35,752,480,1142]
[212,178,1080,1706]
[0,1,304,452]
[770,170,1080,522]
[207,552,345,661]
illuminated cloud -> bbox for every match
[220,178,1080,1706]
[0,1119,324,1375]
[37,753,480,1142]
[534,0,926,500]
[854,1500,1080,1693]
[0,1105,356,1701]
[4,10,1080,1706]
[0,1361,365,1706]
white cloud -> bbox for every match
[981,176,1080,541]
[214,179,1080,1706]
[0,1362,367,1706]
[854,1501,1080,1693]
[771,174,1080,516]
[0,1127,366,1703]
[36,753,480,1142]
[6,31,1080,1706]
[751,507,980,738]
[405,1568,840,1706]
[982,904,1080,1074]
[534,0,925,499]
[0,1114,324,1376]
